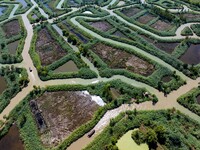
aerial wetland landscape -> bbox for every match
[1,0,200,150]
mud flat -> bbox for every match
[90,21,113,32]
[36,28,67,66]
[2,19,20,38]
[92,43,155,76]
[34,91,100,147]
[7,40,20,55]
[0,76,7,94]
[0,125,24,150]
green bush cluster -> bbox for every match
[0,17,26,64]
[27,7,47,24]
[29,23,97,80]
[0,79,151,150]
[0,4,14,22]
[85,109,200,150]
[0,66,29,113]
[178,87,200,116]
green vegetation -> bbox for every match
[0,17,26,64]
[85,109,200,150]
[27,7,46,24]
[191,24,200,36]
[29,23,97,80]
[181,27,193,36]
[0,4,14,22]
[178,87,200,116]
[0,66,29,113]
[0,79,152,150]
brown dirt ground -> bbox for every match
[121,7,141,17]
[112,30,127,38]
[2,19,20,38]
[90,21,113,32]
[36,91,99,147]
[92,43,155,76]
[36,28,67,66]
[137,13,156,24]
[151,20,172,31]
[183,13,200,19]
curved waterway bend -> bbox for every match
[70,16,188,80]
[0,0,200,131]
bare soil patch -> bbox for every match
[162,76,172,83]
[36,28,67,66]
[137,13,156,24]
[121,7,141,17]
[90,21,113,32]
[92,43,155,76]
[151,20,172,31]
[112,30,127,38]
[2,19,20,38]
[35,91,99,147]
[183,13,200,20]
[180,44,200,65]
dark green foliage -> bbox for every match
[85,110,200,150]
[0,66,29,113]
[178,87,200,116]
[191,24,200,36]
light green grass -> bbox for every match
[116,129,148,150]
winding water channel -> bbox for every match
[0,0,200,149]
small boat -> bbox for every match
[87,130,95,138]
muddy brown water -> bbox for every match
[53,60,79,73]
[0,125,24,150]
[0,76,7,94]
[196,95,200,105]
[180,44,200,65]
[7,40,19,55]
